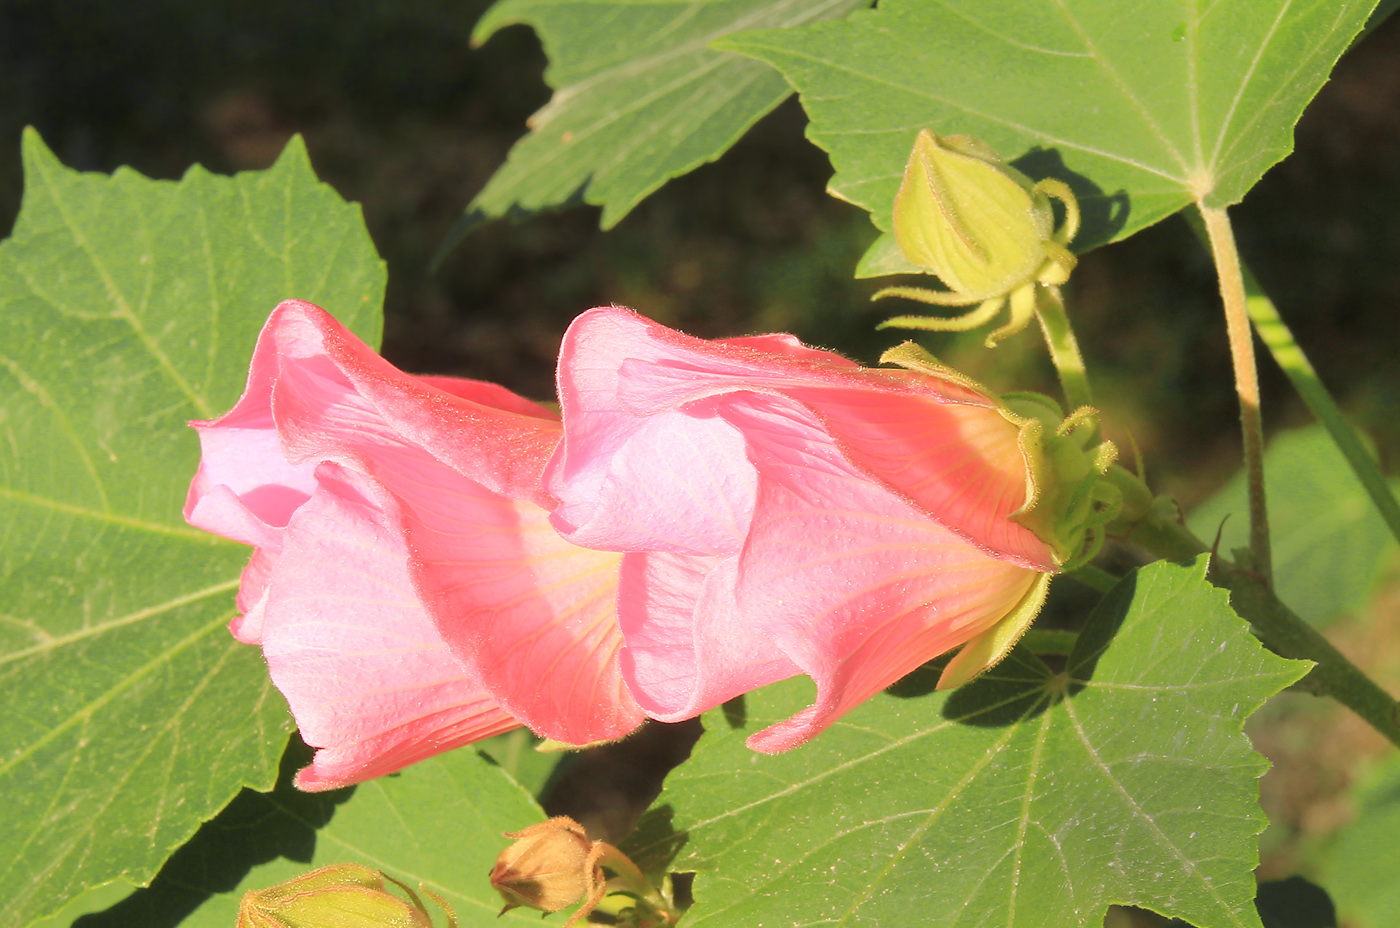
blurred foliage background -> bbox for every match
[3,0,1399,919]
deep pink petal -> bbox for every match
[259,464,519,792]
[616,552,801,722]
[394,462,644,744]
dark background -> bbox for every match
[5,0,1400,507]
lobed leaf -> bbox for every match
[632,559,1308,928]
[0,130,385,927]
[462,0,869,233]
[717,0,1379,252]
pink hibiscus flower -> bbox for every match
[547,307,1054,753]
[184,300,642,791]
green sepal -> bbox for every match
[1007,405,1122,569]
[936,571,1054,690]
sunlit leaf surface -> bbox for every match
[0,131,385,927]
[719,0,1379,250]
[75,741,547,928]
[464,0,868,231]
[631,560,1307,928]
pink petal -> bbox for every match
[394,460,644,744]
[722,395,1040,751]
[616,552,801,721]
[259,464,520,792]
[553,306,1052,570]
[187,300,641,763]
[548,407,756,557]
[266,301,560,506]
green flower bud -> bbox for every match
[237,863,453,928]
[873,130,1081,346]
[893,131,1055,301]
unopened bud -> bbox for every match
[874,130,1081,346]
[237,863,454,928]
[491,817,604,924]
[894,131,1056,301]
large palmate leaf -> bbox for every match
[462,0,868,232]
[0,130,385,927]
[628,560,1307,928]
[69,741,547,928]
[718,0,1379,252]
[1190,426,1396,628]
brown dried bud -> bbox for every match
[237,862,454,928]
[490,816,604,922]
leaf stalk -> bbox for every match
[1199,204,1272,588]
[1241,269,1400,548]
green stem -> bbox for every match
[1199,204,1272,588]
[1220,567,1400,750]
[1129,508,1400,749]
[595,843,678,925]
[1241,268,1400,548]
[1034,285,1094,410]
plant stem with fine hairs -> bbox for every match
[1199,204,1272,588]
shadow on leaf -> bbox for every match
[1067,570,1139,697]
[76,732,355,928]
[1011,147,1130,251]
[617,804,689,883]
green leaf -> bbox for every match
[717,0,1379,252]
[72,738,546,928]
[478,728,566,798]
[462,0,868,232]
[1314,754,1400,928]
[1188,426,1396,628]
[630,559,1307,928]
[0,130,386,927]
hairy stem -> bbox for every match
[1199,204,1272,587]
[1034,285,1094,410]
[1242,267,1400,547]
[1129,510,1400,748]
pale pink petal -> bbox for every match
[229,548,276,644]
[393,462,644,744]
[260,464,519,792]
[721,395,1040,751]
[616,552,801,722]
[553,306,1052,569]
[549,408,756,557]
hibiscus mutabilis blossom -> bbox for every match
[187,300,1110,787]
[184,300,642,790]
[548,308,1083,753]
